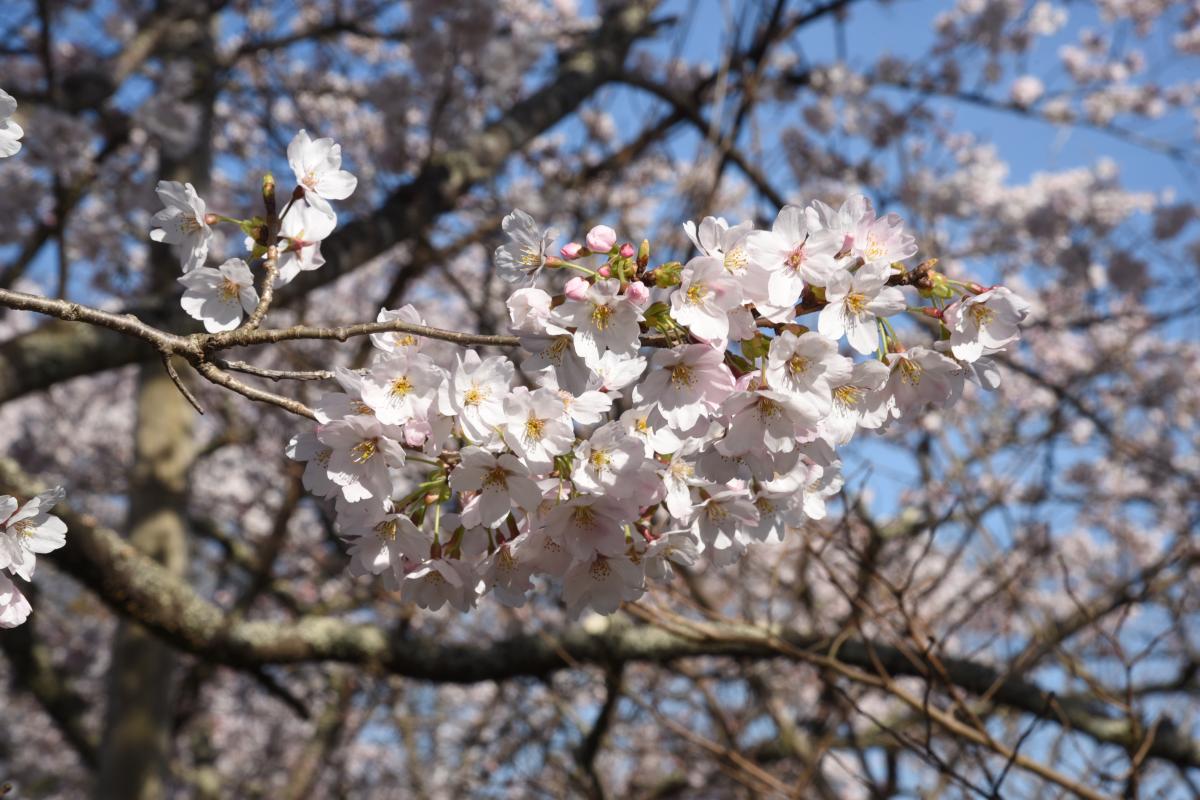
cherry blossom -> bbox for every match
[150,180,213,271]
[178,258,260,332]
[0,88,23,157]
[494,209,556,284]
[817,261,906,355]
[287,129,358,217]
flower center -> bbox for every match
[589,558,611,581]
[572,505,597,527]
[785,244,806,272]
[589,449,612,471]
[898,358,922,385]
[519,244,542,267]
[969,304,996,327]
[9,520,33,538]
[389,376,414,397]
[865,236,885,262]
[724,247,748,273]
[375,519,398,541]
[844,292,868,315]
[219,277,241,302]
[351,438,378,463]
[482,465,509,489]
[834,385,864,407]
[591,303,613,330]
[685,282,708,305]
[463,386,488,407]
[787,355,810,378]
[705,502,728,522]
[669,363,695,389]
[758,397,782,418]
[302,171,319,190]
[181,215,203,234]
[524,415,546,442]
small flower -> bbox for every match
[287,129,358,216]
[817,262,906,355]
[371,304,426,354]
[552,278,644,367]
[747,205,839,308]
[943,287,1030,362]
[495,209,555,284]
[0,89,24,157]
[437,351,514,444]
[276,200,337,285]
[500,387,574,471]
[359,351,442,426]
[669,256,744,341]
[178,258,260,332]
[317,415,406,503]
[0,487,67,582]
[586,224,616,252]
[0,573,31,629]
[451,447,543,528]
[632,344,735,431]
[764,330,852,422]
[150,180,213,271]
[562,554,644,616]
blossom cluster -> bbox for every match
[151,129,356,331]
[0,487,68,628]
[283,187,1030,614]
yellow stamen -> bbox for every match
[591,303,613,330]
[724,247,748,273]
[389,375,414,397]
[670,364,695,388]
[351,438,378,463]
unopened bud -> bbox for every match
[424,492,440,505]
[564,276,590,301]
[598,265,612,278]
[204,213,220,226]
[561,242,583,260]
[262,173,277,216]
[637,239,650,268]
[619,242,635,259]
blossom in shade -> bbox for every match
[276,199,336,284]
[451,447,543,528]
[0,573,31,629]
[0,89,23,157]
[370,304,426,354]
[150,180,213,271]
[178,258,260,332]
[495,209,555,284]
[287,129,358,216]
[562,554,644,616]
[0,487,67,581]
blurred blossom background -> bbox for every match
[1,0,1199,797]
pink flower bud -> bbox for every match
[624,280,650,308]
[598,265,612,278]
[619,242,635,259]
[586,225,616,253]
[564,276,590,301]
[560,242,583,259]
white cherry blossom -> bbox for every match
[150,180,213,271]
[287,129,358,217]
[0,89,23,157]
[178,258,259,332]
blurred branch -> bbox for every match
[3,455,1198,774]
